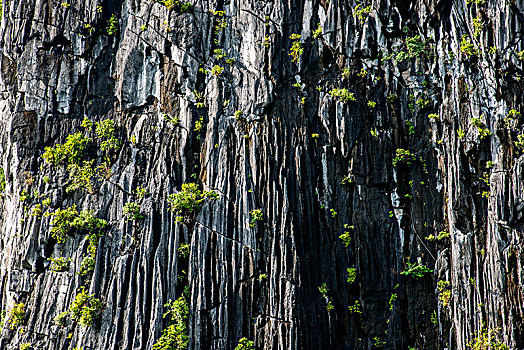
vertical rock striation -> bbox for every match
[0,0,523,349]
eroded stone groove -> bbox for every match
[0,0,524,349]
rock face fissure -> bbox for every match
[1,0,524,349]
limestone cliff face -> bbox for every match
[0,0,523,349]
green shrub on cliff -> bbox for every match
[8,303,25,329]
[42,132,91,167]
[70,287,103,327]
[153,295,189,350]
[235,338,255,350]
[167,183,219,223]
[46,205,107,243]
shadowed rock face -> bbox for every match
[0,0,523,349]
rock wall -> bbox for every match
[0,0,524,349]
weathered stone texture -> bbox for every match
[1,0,524,349]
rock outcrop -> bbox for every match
[0,0,523,349]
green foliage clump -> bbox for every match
[42,118,119,193]
[53,311,69,326]
[471,116,491,140]
[339,224,353,247]
[234,110,244,121]
[8,303,25,329]
[177,243,190,258]
[329,88,356,103]
[46,205,107,243]
[467,327,508,350]
[437,280,451,307]
[347,300,362,314]
[425,230,450,242]
[460,36,478,56]
[106,14,118,35]
[164,113,180,126]
[289,34,303,63]
[353,2,372,23]
[516,134,524,151]
[318,283,334,311]
[400,258,433,279]
[465,0,485,5]
[80,255,96,275]
[211,65,224,76]
[67,160,96,193]
[389,293,397,311]
[346,268,356,284]
[48,256,71,272]
[0,167,5,194]
[235,338,255,350]
[160,0,193,12]
[70,287,103,327]
[20,343,32,350]
[167,183,219,224]
[153,295,189,350]
[341,68,351,79]
[123,202,144,221]
[95,119,120,151]
[312,23,322,39]
[373,337,386,348]
[405,120,415,135]
[249,209,263,227]
[395,35,426,62]
[194,116,205,133]
[393,149,416,167]
[472,16,483,38]
[47,205,79,243]
[504,109,520,129]
[42,132,91,167]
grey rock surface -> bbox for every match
[0,0,523,349]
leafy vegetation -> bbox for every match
[347,300,362,314]
[95,119,120,151]
[48,257,71,272]
[123,202,144,221]
[393,149,417,167]
[249,209,263,227]
[235,338,255,350]
[158,0,192,12]
[53,311,69,327]
[153,295,189,350]
[466,327,508,350]
[460,36,478,56]
[346,268,356,284]
[177,243,190,259]
[329,88,356,103]
[0,167,5,194]
[400,259,433,279]
[69,287,103,326]
[42,118,119,193]
[425,230,450,242]
[8,303,25,329]
[395,35,427,62]
[353,2,372,23]
[471,116,491,140]
[46,205,107,243]
[437,280,451,307]
[318,283,334,311]
[167,183,219,224]
[42,132,91,167]
[339,224,353,247]
[106,14,118,35]
[289,34,303,63]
